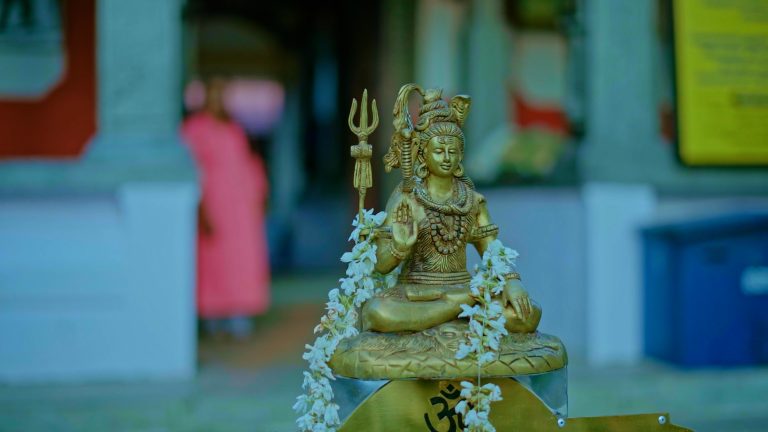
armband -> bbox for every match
[468,223,499,242]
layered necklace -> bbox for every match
[414,178,474,255]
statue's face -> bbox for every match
[425,135,461,178]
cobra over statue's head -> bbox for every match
[383,84,471,188]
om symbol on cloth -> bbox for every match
[423,382,466,432]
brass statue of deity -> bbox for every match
[330,85,689,432]
[331,84,566,380]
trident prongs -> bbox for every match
[348,89,379,142]
[348,89,380,231]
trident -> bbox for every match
[348,89,379,226]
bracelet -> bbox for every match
[388,240,409,260]
[468,223,499,242]
[504,272,521,281]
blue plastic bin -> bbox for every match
[642,212,768,367]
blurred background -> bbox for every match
[1,0,767,430]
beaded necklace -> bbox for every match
[414,178,474,255]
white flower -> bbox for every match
[458,303,481,319]
[340,251,354,263]
[482,383,503,401]
[293,394,308,413]
[454,240,521,431]
[348,209,387,242]
[339,277,356,296]
[454,400,467,415]
[489,256,511,275]
[323,403,340,425]
[486,239,502,255]
[353,287,372,307]
[346,259,374,277]
[459,380,475,393]
[370,210,387,226]
[358,245,377,264]
[327,288,340,303]
[296,413,313,430]
[464,410,479,426]
[470,272,486,289]
[502,245,518,261]
[296,208,386,431]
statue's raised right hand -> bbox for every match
[391,201,417,254]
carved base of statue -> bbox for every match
[330,320,567,380]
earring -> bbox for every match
[453,163,464,177]
[415,162,429,179]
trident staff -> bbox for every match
[348,89,379,225]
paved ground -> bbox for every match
[1,274,767,431]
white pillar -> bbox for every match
[89,0,186,163]
[580,0,657,181]
[415,0,466,95]
[581,0,657,365]
[584,183,655,365]
[465,0,512,165]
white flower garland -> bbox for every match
[294,209,388,432]
[455,239,519,432]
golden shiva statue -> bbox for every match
[330,84,566,380]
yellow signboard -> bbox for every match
[674,0,768,165]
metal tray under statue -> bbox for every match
[330,320,567,380]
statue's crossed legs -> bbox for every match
[362,283,541,333]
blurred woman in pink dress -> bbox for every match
[181,78,270,338]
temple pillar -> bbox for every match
[464,0,512,166]
[0,0,197,381]
[414,0,466,96]
[580,0,657,366]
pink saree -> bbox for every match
[182,112,270,318]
